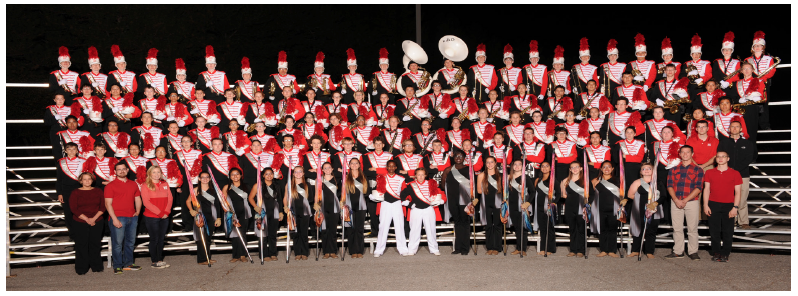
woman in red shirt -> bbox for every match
[141,166,174,269]
[70,172,106,274]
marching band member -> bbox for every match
[160,122,184,160]
[189,171,222,265]
[519,40,548,100]
[168,59,195,103]
[649,67,690,125]
[541,85,573,122]
[246,91,278,134]
[477,156,503,255]
[683,34,712,88]
[605,97,645,158]
[445,117,469,153]
[685,109,715,140]
[187,116,217,154]
[317,162,340,259]
[714,97,749,142]
[146,147,183,229]
[73,85,106,138]
[650,125,683,221]
[121,144,147,182]
[221,168,252,263]
[625,34,656,92]
[202,138,240,188]
[372,160,409,257]
[550,127,579,190]
[533,161,554,255]
[590,161,622,258]
[56,142,86,235]
[452,85,479,123]
[461,139,484,172]
[483,90,505,129]
[579,108,607,146]
[657,38,682,79]
[403,168,445,256]
[369,48,397,104]
[511,128,547,178]
[275,86,305,127]
[137,87,167,128]
[394,139,423,182]
[97,120,130,158]
[507,83,540,123]
[283,166,314,261]
[247,167,284,262]
[351,115,379,154]
[469,108,497,154]
[302,135,331,179]
[583,132,611,180]
[57,115,95,159]
[547,46,571,97]
[301,89,325,122]
[423,139,451,185]
[175,135,203,232]
[411,120,439,155]
[197,46,229,104]
[727,62,765,143]
[343,158,371,258]
[277,117,308,151]
[188,89,221,127]
[497,44,522,98]
[432,55,467,96]
[332,138,363,181]
[394,86,431,135]
[340,49,368,104]
[466,44,498,103]
[265,51,300,109]
[398,58,432,99]
[504,111,526,147]
[240,139,274,188]
[426,81,455,131]
[301,113,329,149]
[102,88,140,134]
[305,52,336,104]
[107,45,137,96]
[598,39,632,100]
[627,163,662,259]
[373,93,396,129]
[131,113,163,159]
[46,94,73,160]
[347,91,375,126]
[325,92,349,123]
[559,161,586,257]
[327,114,353,153]
[617,126,647,192]
[223,120,251,157]
[442,150,476,255]
[275,135,304,186]
[645,106,687,150]
[234,57,260,103]
[50,46,79,98]
[574,80,612,119]
[83,143,117,189]
[529,111,553,144]
[363,137,394,237]
[693,80,724,118]
[250,121,277,150]
[217,89,247,135]
[163,91,193,134]
[715,32,740,90]
[746,31,777,130]
[136,49,168,98]
[79,47,108,98]
[557,111,585,146]
[571,38,599,97]
[610,72,648,111]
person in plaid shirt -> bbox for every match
[665,145,704,260]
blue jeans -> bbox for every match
[108,216,138,268]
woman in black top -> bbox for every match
[627,163,661,259]
[247,168,284,262]
[559,161,586,257]
[590,161,622,258]
[316,162,340,259]
[283,166,314,260]
[188,172,223,265]
[343,158,371,258]
[477,156,503,255]
[222,168,252,263]
[442,150,476,255]
[533,162,556,255]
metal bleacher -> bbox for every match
[5,73,791,272]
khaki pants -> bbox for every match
[671,199,700,255]
[700,165,715,220]
[737,177,751,225]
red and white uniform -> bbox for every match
[653,140,682,169]
[629,60,656,88]
[57,129,94,158]
[714,111,749,139]
[218,101,246,123]
[87,156,115,183]
[204,151,235,175]
[200,70,230,94]
[133,125,163,158]
[398,97,430,119]
[335,151,362,173]
[353,126,377,149]
[529,121,553,144]
[99,131,129,157]
[463,150,483,172]
[343,73,366,92]
[698,91,724,114]
[446,129,467,150]
[58,156,86,181]
[365,151,394,176]
[427,92,455,118]
[735,77,765,102]
[151,158,181,187]
[656,78,680,101]
[578,92,612,117]
[280,148,303,168]
[171,80,196,100]
[277,98,305,122]
[583,117,605,133]
[82,71,108,96]
[427,151,450,172]
[271,74,300,95]
[657,61,682,78]
[645,118,684,143]
[516,141,546,167]
[512,94,539,116]
[47,105,71,128]
[140,72,168,95]
[189,99,220,124]
[472,121,496,147]
[139,97,165,121]
[548,69,572,95]
[190,127,214,150]
[584,144,611,169]
[164,132,183,154]
[308,73,337,93]
[483,99,504,119]
[395,153,423,177]
[685,59,712,81]
[224,131,251,156]
[557,122,582,145]
[522,64,548,97]
[499,66,522,91]
[470,64,498,90]
[108,70,137,93]
[414,132,438,153]
[573,63,599,85]
[550,139,578,164]
[715,58,739,79]
[373,103,396,127]
[487,143,507,163]
[175,148,202,184]
[122,155,147,175]
[52,69,80,94]
[301,100,324,114]
[235,80,260,102]
[616,84,644,99]
[617,139,646,163]
[745,55,777,81]
[452,97,478,120]
[250,133,276,148]
[73,96,103,124]
[326,102,349,118]
[278,128,306,150]
[164,102,193,127]
[504,124,525,146]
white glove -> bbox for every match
[557,112,565,120]
[401,200,410,207]
[369,192,383,202]
[266,95,274,101]
[205,80,214,87]
[472,141,478,147]
[537,94,544,100]
[83,109,90,115]
[119,81,127,88]
[705,111,714,117]
[91,82,98,88]
[576,115,585,120]
[402,115,412,121]
[189,108,199,114]
[254,118,262,123]
[739,97,748,104]
[720,80,730,89]
[634,75,645,82]
[573,87,578,94]
[599,84,604,92]
[166,116,175,122]
[439,113,448,119]
[694,78,703,85]
[322,122,329,128]
[484,87,490,94]
[366,143,375,150]
[177,88,184,95]
[564,89,571,95]
[688,70,698,76]
[372,90,378,96]
[236,148,245,156]
[486,118,494,123]
[749,94,762,102]
[57,79,67,85]
[643,85,649,92]
[236,116,246,125]
[210,117,221,124]
[500,85,505,93]
[577,138,587,146]
[633,101,647,111]
[156,114,166,120]
[112,107,120,113]
[341,89,347,95]
[177,121,185,127]
[54,114,62,120]
[656,99,665,107]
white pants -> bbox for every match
[375,200,408,255]
[408,206,439,254]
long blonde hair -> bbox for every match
[290,166,309,200]
[145,165,164,191]
[345,159,367,194]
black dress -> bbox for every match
[631,179,660,255]
[288,182,314,257]
[344,177,371,255]
[320,177,340,255]
[593,178,621,253]
[194,187,222,263]
[564,181,586,254]
[255,181,283,258]
[226,183,252,259]
[533,176,557,253]
[445,166,473,254]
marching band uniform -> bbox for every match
[97,130,130,158]
[444,165,473,255]
[175,147,203,232]
[332,150,362,182]
[549,138,579,193]
[373,173,409,256]
[426,91,455,131]
[83,155,117,189]
[497,44,522,98]
[168,59,195,103]
[57,128,95,159]
[197,46,229,104]
[161,130,184,160]
[394,95,431,135]
[50,47,79,98]
[433,60,467,96]
[467,44,498,103]
[547,46,571,97]
[617,138,646,193]
[347,101,375,127]
[601,40,628,104]
[73,95,107,140]
[187,126,218,154]
[657,38,683,79]
[240,149,274,188]
[557,121,584,146]
[469,120,496,156]
[223,129,251,157]
[398,61,432,100]
[276,96,305,127]
[644,117,686,152]
[372,100,396,129]
[56,155,86,235]
[340,49,368,104]
[107,45,137,96]
[412,129,443,156]
[745,31,776,130]
[584,143,611,180]
[202,150,240,188]
[351,124,379,154]
[512,140,547,179]
[368,48,397,104]
[611,82,649,113]
[300,98,325,124]
[193,185,222,264]
[246,100,278,134]
[275,146,303,186]
[685,116,716,141]
[534,174,556,253]
[188,96,221,128]
[217,98,247,135]
[540,96,573,123]
[225,181,252,261]
[121,153,147,182]
[574,90,612,119]
[403,179,445,255]
[503,123,526,148]
[423,151,450,186]
[305,52,337,104]
[136,49,168,98]
[163,97,194,134]
[79,47,109,98]
[714,111,749,142]
[693,89,725,118]
[265,51,301,110]
[519,41,548,100]
[593,177,622,255]
[394,152,422,182]
[650,139,683,221]
[445,126,469,153]
[716,32,742,91]
[726,76,764,143]
[483,95,506,130]
[571,38,599,96]
[529,119,553,144]
[683,34,713,88]
[234,57,260,103]
[363,150,395,236]
[327,122,353,153]
[564,178,586,255]
[276,127,307,153]
[452,94,479,123]
[131,124,163,159]
[625,34,657,91]
[464,149,484,172]
[302,150,331,185]
[578,115,608,144]
[138,96,167,129]
[648,77,690,125]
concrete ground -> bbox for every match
[6,246,790,291]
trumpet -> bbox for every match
[685,63,704,87]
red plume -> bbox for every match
[632,87,644,102]
[136,166,147,184]
[661,37,672,49]
[143,133,154,152]
[483,124,496,141]
[70,103,82,118]
[428,179,441,196]
[674,78,690,90]
[333,125,344,143]
[210,126,220,139]
[175,58,186,70]
[419,95,430,109]
[264,138,277,153]
[241,57,250,69]
[553,45,564,59]
[599,97,611,112]
[228,154,241,171]
[346,48,356,60]
[723,31,735,43]
[91,96,102,112]
[466,99,479,114]
[314,123,327,142]
[691,34,702,47]
[205,101,220,116]
[59,46,69,58]
[262,102,276,118]
[83,156,97,173]
[119,132,130,148]
[80,136,93,153]
[744,78,760,95]
[108,158,119,173]
[711,90,726,107]
[440,95,453,109]
[376,175,387,194]
[529,40,538,52]
[285,98,296,114]
[379,48,389,59]
[270,152,285,172]
[236,131,248,148]
[168,161,183,186]
[338,110,348,122]
[278,51,287,62]
[314,105,329,120]
[400,128,411,142]
[579,37,589,51]
[578,120,589,139]
[561,98,573,112]
[111,45,123,58]
[315,51,325,63]
[123,93,134,107]
[386,106,394,118]
[155,95,166,112]
[188,131,198,145]
[607,39,618,51]
[358,105,369,118]
[503,44,513,54]
[205,45,215,58]
[368,126,380,141]
[88,46,98,59]
[476,43,486,52]
[667,142,681,161]
[175,103,186,118]
[191,157,203,178]
[545,119,556,137]
[436,128,448,148]
[634,33,645,47]
[626,112,642,127]
[753,31,765,41]
[147,48,158,60]
[460,129,471,143]
[239,103,249,115]
[502,96,512,112]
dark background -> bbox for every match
[7,4,791,148]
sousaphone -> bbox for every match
[432,35,469,95]
[397,40,432,97]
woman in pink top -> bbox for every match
[141,165,174,269]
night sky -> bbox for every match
[6,4,791,147]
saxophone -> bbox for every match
[578,94,600,118]
[630,67,645,86]
[390,75,397,94]
[547,100,563,119]
[403,96,420,117]
[269,81,276,96]
[756,56,781,80]
[321,77,330,95]
[387,129,400,153]
[649,97,692,114]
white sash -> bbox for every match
[410,182,434,205]
[59,159,81,181]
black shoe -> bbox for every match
[712,253,721,262]
[720,255,729,262]
[460,251,469,256]
[664,252,684,259]
[451,250,461,255]
[688,253,700,261]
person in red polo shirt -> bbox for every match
[703,150,742,262]
[686,120,719,171]
[104,162,142,274]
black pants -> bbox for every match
[452,205,472,254]
[537,210,557,253]
[709,201,734,256]
[566,209,585,254]
[179,184,195,232]
[348,210,367,255]
[632,218,659,255]
[258,216,280,258]
[194,221,215,263]
[367,200,380,237]
[510,211,530,252]
[322,212,339,254]
[598,211,618,253]
[144,217,169,263]
[62,193,75,238]
[293,216,310,256]
[231,217,250,259]
[485,208,503,251]
[656,167,671,224]
[72,221,104,274]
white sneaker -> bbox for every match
[373,253,381,258]
[433,252,440,256]
[405,252,415,256]
[158,261,170,268]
